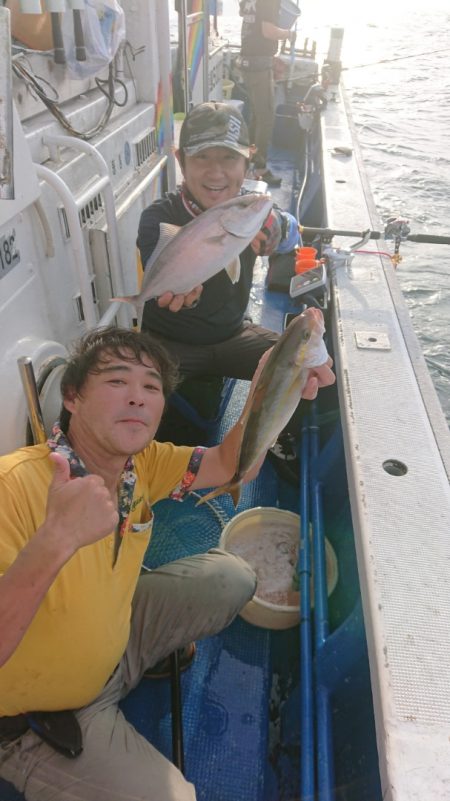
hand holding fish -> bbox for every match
[302,356,335,399]
[250,210,283,256]
[197,307,334,507]
[156,284,203,312]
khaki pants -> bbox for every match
[242,67,275,170]
[0,549,256,801]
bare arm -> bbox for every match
[261,20,293,41]
[0,453,118,667]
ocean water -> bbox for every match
[216,0,450,425]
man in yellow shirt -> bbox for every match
[0,325,332,801]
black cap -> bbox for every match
[179,102,250,158]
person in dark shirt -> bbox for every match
[137,102,302,378]
[136,102,334,460]
[240,0,296,186]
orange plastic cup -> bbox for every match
[296,246,317,260]
[295,258,320,274]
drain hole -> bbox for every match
[383,459,408,477]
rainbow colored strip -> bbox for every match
[187,0,204,91]
[155,78,173,151]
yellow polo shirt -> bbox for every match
[0,441,195,716]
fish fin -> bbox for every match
[250,381,271,413]
[154,223,181,252]
[229,484,242,508]
[140,223,181,285]
[111,294,140,306]
[221,200,273,238]
[195,479,242,509]
[225,257,241,283]
[221,206,254,238]
[205,233,228,244]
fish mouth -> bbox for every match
[305,306,325,330]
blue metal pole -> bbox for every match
[299,418,315,801]
[309,403,335,801]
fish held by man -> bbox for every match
[197,307,330,508]
[112,193,273,326]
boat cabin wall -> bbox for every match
[0,0,229,454]
[0,0,183,455]
[11,0,168,122]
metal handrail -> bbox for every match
[42,134,128,327]
[35,163,98,328]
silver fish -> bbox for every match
[198,307,329,508]
[112,193,273,327]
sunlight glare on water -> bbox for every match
[219,0,450,424]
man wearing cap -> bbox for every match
[137,102,334,458]
[239,0,296,187]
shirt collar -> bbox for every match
[47,423,136,536]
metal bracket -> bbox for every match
[354,331,391,350]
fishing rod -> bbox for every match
[299,218,450,247]
[343,47,448,71]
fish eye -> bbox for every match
[301,330,311,343]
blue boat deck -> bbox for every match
[0,148,382,801]
[121,380,285,801]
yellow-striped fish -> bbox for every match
[198,307,329,507]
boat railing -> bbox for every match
[299,414,315,799]
[39,134,131,328]
[177,0,210,112]
[300,403,368,801]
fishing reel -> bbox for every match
[384,217,411,241]
[383,216,411,263]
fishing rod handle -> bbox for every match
[300,226,450,246]
[51,13,66,64]
[299,225,381,240]
[73,10,87,61]
[407,234,450,245]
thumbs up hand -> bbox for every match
[46,452,119,554]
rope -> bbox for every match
[12,58,128,140]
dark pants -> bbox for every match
[151,322,279,381]
[242,67,275,171]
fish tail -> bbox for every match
[110,296,143,331]
[135,305,144,332]
[195,480,242,509]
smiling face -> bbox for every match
[64,351,166,464]
[177,146,248,209]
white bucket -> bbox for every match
[220,507,338,630]
[221,79,235,100]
